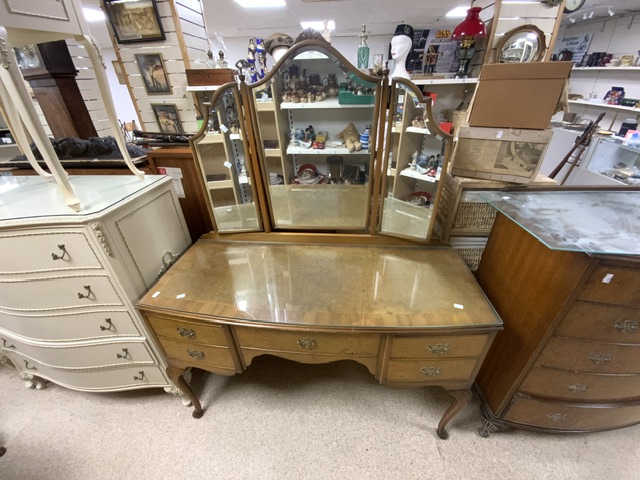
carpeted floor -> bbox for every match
[1,355,639,480]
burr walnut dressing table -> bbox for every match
[136,239,502,439]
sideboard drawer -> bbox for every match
[235,327,381,356]
[557,301,640,344]
[578,265,640,307]
[505,396,640,431]
[537,337,640,374]
[0,275,123,311]
[386,358,477,383]
[159,338,236,369]
[390,334,489,359]
[521,365,640,402]
[0,230,102,274]
[146,315,229,347]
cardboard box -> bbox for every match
[468,62,572,130]
[185,68,235,86]
[451,125,553,183]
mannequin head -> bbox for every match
[390,35,412,80]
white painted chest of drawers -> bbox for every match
[0,175,191,392]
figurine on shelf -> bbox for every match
[423,44,440,75]
[338,123,362,152]
[412,115,426,128]
[290,128,305,147]
[304,125,316,143]
[357,25,370,71]
[256,38,268,79]
[246,38,259,83]
[359,126,370,151]
[217,51,229,69]
[321,19,333,43]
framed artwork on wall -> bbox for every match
[135,53,172,95]
[151,104,183,134]
[112,60,126,84]
[103,0,165,44]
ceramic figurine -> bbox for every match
[357,25,370,71]
[217,51,229,69]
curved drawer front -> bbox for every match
[1,337,155,368]
[505,396,640,431]
[0,275,123,311]
[159,338,235,369]
[0,310,139,341]
[386,358,477,383]
[390,334,489,359]
[521,365,640,402]
[235,327,380,356]
[3,351,167,391]
[558,301,640,344]
[0,231,102,273]
[578,265,640,307]
[538,337,640,374]
[146,315,229,347]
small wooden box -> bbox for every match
[451,126,553,183]
[185,69,235,86]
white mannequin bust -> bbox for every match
[271,46,289,63]
[390,35,412,81]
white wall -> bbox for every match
[101,48,140,130]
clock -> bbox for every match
[564,0,586,13]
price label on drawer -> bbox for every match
[602,273,614,284]
[224,161,232,168]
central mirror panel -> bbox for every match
[248,41,381,230]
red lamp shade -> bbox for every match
[452,7,487,39]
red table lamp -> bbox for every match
[452,7,487,78]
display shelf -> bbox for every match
[287,146,370,155]
[200,134,225,144]
[411,77,478,85]
[405,126,430,135]
[399,167,439,183]
[569,99,639,113]
[186,85,221,92]
[207,180,234,189]
[280,98,374,110]
[264,148,282,157]
[255,102,276,111]
[572,67,640,71]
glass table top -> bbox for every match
[480,191,640,255]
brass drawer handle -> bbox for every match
[421,367,441,377]
[297,338,318,350]
[24,360,37,371]
[427,343,450,355]
[187,349,205,359]
[99,318,114,331]
[1,338,16,349]
[77,285,94,299]
[589,353,612,365]
[567,383,587,393]
[133,371,146,381]
[51,244,68,261]
[546,413,567,423]
[116,348,131,359]
[177,327,196,339]
[614,319,638,333]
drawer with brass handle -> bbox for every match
[390,334,489,359]
[146,315,229,347]
[385,358,477,383]
[158,338,236,369]
[577,265,640,307]
[557,301,640,344]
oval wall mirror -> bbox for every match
[494,25,546,63]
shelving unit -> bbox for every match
[568,100,639,113]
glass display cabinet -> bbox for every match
[570,136,640,187]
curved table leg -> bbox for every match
[167,367,204,419]
[437,389,472,439]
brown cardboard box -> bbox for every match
[468,62,572,130]
[185,68,235,86]
[451,125,553,183]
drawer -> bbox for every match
[578,265,640,307]
[0,337,155,368]
[0,310,140,341]
[505,396,640,431]
[386,358,477,383]
[521,365,640,402]
[3,351,167,391]
[538,337,640,374]
[235,327,380,356]
[390,334,489,359]
[0,275,123,311]
[557,301,640,344]
[0,230,102,274]
[146,315,229,347]
[159,338,236,369]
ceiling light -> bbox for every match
[446,7,469,18]
[83,7,105,22]
[589,11,594,18]
[583,13,588,19]
[569,17,576,23]
[608,7,614,16]
[233,0,286,8]
[300,20,335,31]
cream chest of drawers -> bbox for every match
[0,175,191,392]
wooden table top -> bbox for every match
[138,240,501,331]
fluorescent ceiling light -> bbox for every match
[234,0,286,7]
[83,7,105,22]
[300,20,335,31]
[446,6,469,18]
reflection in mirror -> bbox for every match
[380,82,450,242]
[192,84,261,232]
[495,25,546,64]
[249,44,379,230]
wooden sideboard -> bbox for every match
[136,239,503,439]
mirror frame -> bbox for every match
[492,25,547,64]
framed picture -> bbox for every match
[152,104,183,134]
[135,53,172,95]
[112,60,126,85]
[103,0,165,44]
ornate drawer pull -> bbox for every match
[24,360,37,371]
[427,343,450,355]
[77,285,94,299]
[546,413,567,423]
[421,367,441,377]
[51,244,68,261]
[187,349,205,359]
[1,338,16,349]
[614,319,638,333]
[99,318,113,331]
[297,338,318,350]
[589,353,612,365]
[567,383,587,393]
[116,348,131,359]
[133,371,146,381]
[177,327,196,339]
